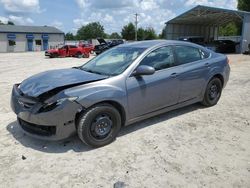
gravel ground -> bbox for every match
[0,52,249,188]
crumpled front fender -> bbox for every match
[64,84,127,109]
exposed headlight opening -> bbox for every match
[56,97,78,105]
[39,97,78,113]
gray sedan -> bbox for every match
[11,40,230,147]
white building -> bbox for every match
[0,25,64,52]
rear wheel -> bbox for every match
[202,77,222,107]
[83,53,90,58]
[77,104,121,147]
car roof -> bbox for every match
[118,40,203,49]
[179,36,204,39]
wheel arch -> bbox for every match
[201,73,225,100]
[201,73,224,106]
[211,73,224,87]
[75,100,126,127]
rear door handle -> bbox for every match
[170,72,178,78]
[205,63,210,68]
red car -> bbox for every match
[45,45,90,58]
[79,43,95,54]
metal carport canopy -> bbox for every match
[165,5,250,53]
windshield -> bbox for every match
[80,47,145,76]
[59,45,67,50]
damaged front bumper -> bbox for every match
[11,84,83,140]
[45,51,51,57]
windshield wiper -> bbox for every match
[72,66,81,69]
[81,68,109,76]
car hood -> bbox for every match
[97,38,107,44]
[46,49,58,53]
[19,68,108,97]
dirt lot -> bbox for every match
[0,52,249,188]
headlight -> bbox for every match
[39,97,78,112]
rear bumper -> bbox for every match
[11,84,83,141]
[223,63,230,88]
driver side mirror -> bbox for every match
[132,65,155,76]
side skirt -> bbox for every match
[125,97,201,126]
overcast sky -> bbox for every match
[0,0,237,34]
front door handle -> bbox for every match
[170,72,178,78]
[205,63,210,68]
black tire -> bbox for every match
[51,53,59,58]
[77,103,121,147]
[202,77,222,107]
[75,52,82,58]
[82,53,89,58]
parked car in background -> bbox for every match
[93,38,109,55]
[178,36,205,45]
[94,38,124,55]
[107,39,124,48]
[11,40,230,147]
[79,43,95,54]
[180,37,237,54]
[205,40,237,53]
[45,45,90,58]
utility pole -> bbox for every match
[135,13,138,41]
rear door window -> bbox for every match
[175,46,202,64]
[69,45,77,48]
[140,46,175,71]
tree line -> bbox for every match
[65,22,164,41]
[0,20,15,25]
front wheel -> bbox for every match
[201,77,222,107]
[77,104,121,147]
[51,53,59,58]
[75,52,82,58]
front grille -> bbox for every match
[18,118,56,136]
